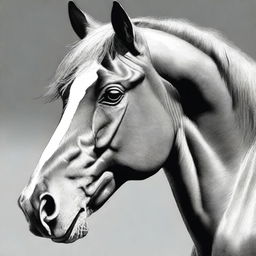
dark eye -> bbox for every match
[99,86,124,106]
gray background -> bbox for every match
[1,0,256,255]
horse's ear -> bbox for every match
[68,1,98,39]
[111,1,140,55]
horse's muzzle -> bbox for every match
[18,192,59,238]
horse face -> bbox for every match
[18,2,180,243]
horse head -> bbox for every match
[18,2,181,243]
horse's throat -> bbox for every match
[163,117,240,254]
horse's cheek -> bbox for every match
[92,103,127,149]
[148,112,175,169]
[113,101,174,174]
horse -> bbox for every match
[18,1,256,255]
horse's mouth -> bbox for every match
[52,208,88,243]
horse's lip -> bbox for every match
[51,208,85,243]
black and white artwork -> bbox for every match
[1,1,256,255]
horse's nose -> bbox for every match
[18,193,28,220]
[38,193,59,235]
[18,192,33,222]
[18,192,45,237]
[18,191,59,237]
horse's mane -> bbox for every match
[46,17,256,142]
[134,18,256,142]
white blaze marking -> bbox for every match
[22,63,99,199]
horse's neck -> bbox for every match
[163,117,256,255]
[142,27,247,164]
[142,26,256,255]
[163,117,235,253]
[211,144,256,256]
[139,23,256,146]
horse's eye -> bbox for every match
[99,86,124,106]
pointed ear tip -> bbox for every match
[68,1,75,11]
[112,1,128,19]
[68,1,79,10]
[68,1,74,7]
[112,1,123,9]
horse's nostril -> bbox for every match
[41,194,55,217]
[39,193,59,236]
[39,193,59,224]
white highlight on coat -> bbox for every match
[22,63,99,199]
